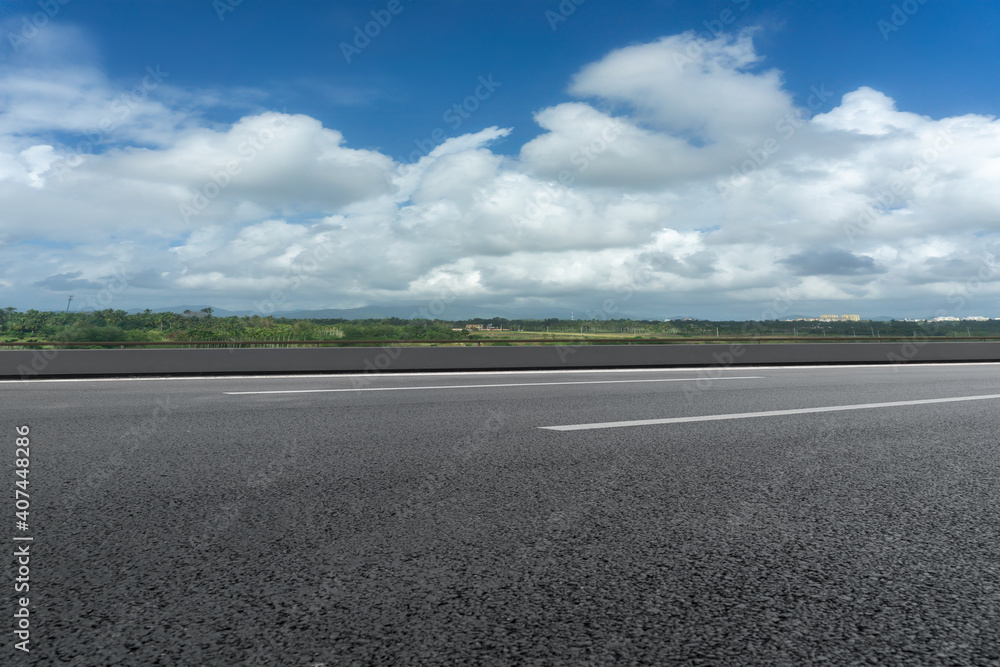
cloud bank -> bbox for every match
[2,28,1000,319]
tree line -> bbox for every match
[1,307,999,344]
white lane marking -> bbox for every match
[539,393,1000,431]
[223,376,765,395]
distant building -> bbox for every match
[819,314,861,322]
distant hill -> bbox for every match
[123,306,248,317]
[279,305,590,321]
[127,304,591,320]
[110,305,906,322]
[277,306,438,320]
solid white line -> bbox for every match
[223,376,766,395]
[539,393,1000,431]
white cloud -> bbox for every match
[3,28,1000,319]
[569,31,793,144]
[811,87,921,136]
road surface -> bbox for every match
[5,363,1000,665]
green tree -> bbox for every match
[54,323,129,346]
[291,320,319,340]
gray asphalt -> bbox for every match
[5,363,1000,665]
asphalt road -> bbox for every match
[5,363,1000,666]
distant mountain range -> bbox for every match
[117,306,903,322]
[124,305,588,320]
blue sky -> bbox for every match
[1,0,999,319]
[34,1,999,158]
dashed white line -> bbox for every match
[539,393,1000,431]
[223,376,765,395]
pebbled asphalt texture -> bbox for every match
[5,363,1000,666]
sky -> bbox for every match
[1,0,999,320]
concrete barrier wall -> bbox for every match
[3,342,1000,379]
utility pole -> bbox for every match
[65,294,74,313]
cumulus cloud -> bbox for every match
[811,87,921,137]
[569,31,793,144]
[3,28,1000,319]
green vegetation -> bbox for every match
[0,308,465,348]
[0,307,998,348]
